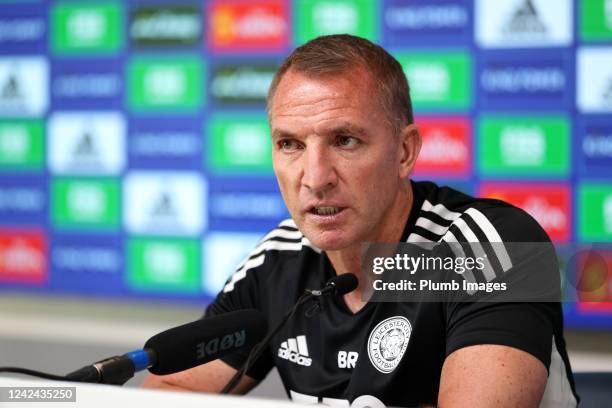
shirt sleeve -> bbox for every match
[443,202,563,371]
[203,247,276,381]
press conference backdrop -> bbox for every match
[0,0,611,328]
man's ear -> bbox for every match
[398,124,421,179]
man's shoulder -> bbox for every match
[221,219,321,293]
[410,181,550,243]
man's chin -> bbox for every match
[305,231,356,252]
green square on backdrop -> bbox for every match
[51,178,120,230]
[51,2,123,54]
[127,56,204,112]
[294,0,378,43]
[127,237,200,294]
[0,120,44,170]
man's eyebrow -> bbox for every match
[271,124,368,139]
[325,124,368,137]
[271,129,297,140]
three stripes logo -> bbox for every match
[407,200,514,294]
[278,335,312,367]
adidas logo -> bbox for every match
[502,0,547,35]
[278,335,312,366]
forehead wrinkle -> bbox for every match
[274,94,358,118]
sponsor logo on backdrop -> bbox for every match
[128,118,202,169]
[478,52,569,108]
[211,192,286,220]
[211,64,275,105]
[48,112,125,175]
[500,126,544,165]
[579,184,612,242]
[53,245,120,274]
[52,71,121,103]
[131,131,199,158]
[0,57,48,117]
[208,116,272,173]
[295,0,377,42]
[584,134,612,161]
[580,0,612,41]
[203,232,262,296]
[208,0,288,51]
[208,177,288,230]
[480,183,571,242]
[123,171,206,236]
[413,117,470,177]
[0,229,46,284]
[0,176,46,224]
[51,178,120,230]
[475,0,572,48]
[51,3,122,54]
[312,2,358,34]
[478,116,569,175]
[127,57,203,111]
[0,13,45,48]
[51,237,123,293]
[127,238,200,293]
[383,0,470,45]
[130,4,201,47]
[581,122,612,173]
[396,52,471,110]
[0,186,44,214]
[385,1,468,31]
[0,120,43,169]
[577,47,612,113]
[367,316,411,374]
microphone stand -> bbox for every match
[221,291,315,394]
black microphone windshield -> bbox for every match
[328,273,358,296]
[145,309,267,375]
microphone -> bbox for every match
[64,309,267,385]
[221,273,358,394]
[307,273,358,297]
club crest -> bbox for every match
[367,316,411,374]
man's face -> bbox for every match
[269,67,415,251]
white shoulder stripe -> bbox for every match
[223,224,320,293]
[407,232,434,242]
[442,231,478,293]
[453,218,497,282]
[465,208,513,272]
[259,227,303,243]
[415,217,451,236]
[279,218,298,228]
[223,253,265,293]
[301,236,321,253]
[422,199,462,221]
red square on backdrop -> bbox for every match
[479,183,571,243]
[0,228,47,285]
[413,116,471,178]
[207,0,289,52]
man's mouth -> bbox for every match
[310,206,343,216]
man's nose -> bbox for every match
[301,145,337,195]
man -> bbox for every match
[143,35,578,407]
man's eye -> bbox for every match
[336,135,359,148]
[278,139,301,151]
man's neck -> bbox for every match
[326,181,414,313]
